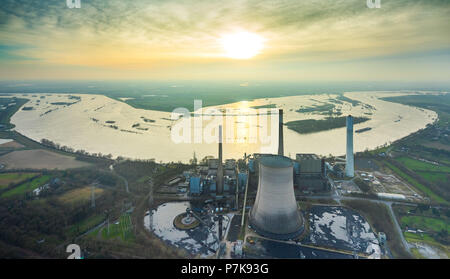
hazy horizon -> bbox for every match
[1,0,449,81]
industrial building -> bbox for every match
[294,154,329,192]
[188,126,238,197]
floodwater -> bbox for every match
[9,91,437,163]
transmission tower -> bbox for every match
[91,183,95,208]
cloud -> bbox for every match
[0,0,449,80]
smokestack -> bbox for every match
[278,109,284,156]
[217,125,224,194]
[346,115,354,177]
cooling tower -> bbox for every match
[249,155,303,240]
[278,109,284,156]
[346,115,354,177]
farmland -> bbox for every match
[58,186,104,205]
[1,175,51,198]
[393,204,449,258]
[0,149,91,170]
[383,161,447,205]
[395,156,449,184]
[0,172,38,189]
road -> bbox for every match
[109,164,129,193]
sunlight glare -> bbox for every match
[220,31,265,59]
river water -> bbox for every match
[9,91,437,163]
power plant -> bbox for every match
[346,115,355,177]
[249,155,304,240]
[158,109,383,259]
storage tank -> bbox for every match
[249,155,304,240]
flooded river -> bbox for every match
[10,91,437,162]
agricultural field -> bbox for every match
[395,156,449,184]
[0,172,38,189]
[58,186,104,205]
[383,161,447,205]
[0,149,91,170]
[393,204,449,258]
[401,216,449,234]
[0,140,24,149]
[1,175,50,198]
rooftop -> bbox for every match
[259,155,292,168]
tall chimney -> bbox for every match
[346,115,354,177]
[278,109,284,156]
[217,125,224,195]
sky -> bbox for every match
[0,0,449,81]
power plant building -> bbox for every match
[249,155,304,240]
[294,154,329,192]
[189,176,202,196]
[191,126,238,196]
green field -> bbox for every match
[403,231,450,258]
[404,231,439,246]
[67,213,105,238]
[384,161,448,205]
[410,248,426,259]
[101,213,134,242]
[395,156,449,183]
[401,216,449,233]
[1,175,51,198]
[416,172,448,183]
[0,172,38,189]
[396,157,450,173]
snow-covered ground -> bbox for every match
[304,206,381,258]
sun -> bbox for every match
[220,31,265,59]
